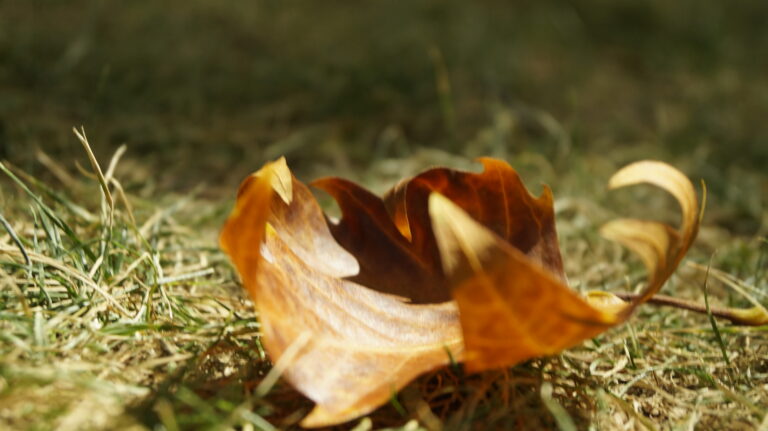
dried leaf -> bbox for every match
[220,157,700,427]
[586,160,700,315]
[383,157,565,280]
[310,157,566,304]
[221,158,463,427]
[311,177,448,303]
[428,193,619,372]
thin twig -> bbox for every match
[613,292,767,326]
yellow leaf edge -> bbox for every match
[585,160,701,317]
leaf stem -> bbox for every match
[613,292,768,326]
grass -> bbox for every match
[0,138,268,429]
[1,1,767,429]
[0,132,766,430]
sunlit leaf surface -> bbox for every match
[220,157,700,427]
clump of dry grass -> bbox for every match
[1,130,766,430]
[0,131,272,430]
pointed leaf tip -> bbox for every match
[429,192,618,373]
[223,158,464,427]
[263,156,292,204]
[428,192,496,277]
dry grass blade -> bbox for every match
[72,126,114,216]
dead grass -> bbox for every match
[0,127,766,430]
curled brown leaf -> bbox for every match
[221,158,463,427]
[220,157,701,427]
[586,160,700,315]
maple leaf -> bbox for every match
[220,158,463,426]
[220,157,700,427]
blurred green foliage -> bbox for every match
[1,1,766,203]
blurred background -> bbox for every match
[1,0,766,233]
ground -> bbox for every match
[0,1,767,430]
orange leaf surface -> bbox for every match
[220,157,700,427]
[428,193,619,372]
[384,157,566,281]
[221,158,463,427]
[585,160,700,314]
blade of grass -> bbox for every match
[0,162,96,261]
[72,127,114,217]
[0,212,30,266]
[0,246,131,317]
[703,260,731,367]
[540,382,577,431]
